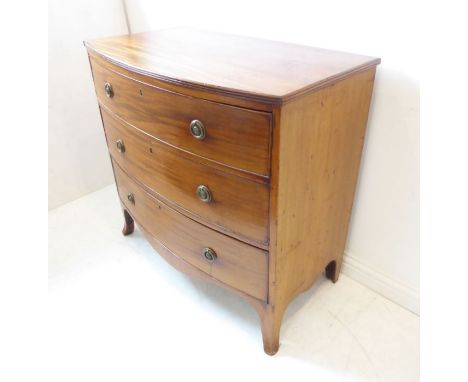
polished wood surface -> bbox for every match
[102,108,270,247]
[263,68,377,354]
[86,28,380,102]
[88,51,274,112]
[114,162,268,301]
[91,57,272,177]
[86,29,379,355]
[121,209,134,236]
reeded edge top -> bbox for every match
[84,40,380,106]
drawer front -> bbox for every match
[114,162,268,301]
[102,109,270,246]
[91,58,272,177]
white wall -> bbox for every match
[48,0,128,209]
[123,0,420,313]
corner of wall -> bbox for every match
[342,251,420,315]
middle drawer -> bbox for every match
[102,108,270,247]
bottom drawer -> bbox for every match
[113,160,268,301]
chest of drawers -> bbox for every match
[85,28,380,355]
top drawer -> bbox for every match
[90,58,272,177]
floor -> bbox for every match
[49,185,419,382]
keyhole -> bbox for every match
[139,89,143,96]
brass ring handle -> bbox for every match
[127,193,135,204]
[202,248,217,263]
[104,82,114,98]
[116,139,125,153]
[189,120,206,140]
[196,185,212,203]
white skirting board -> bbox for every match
[341,252,420,315]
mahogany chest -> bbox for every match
[85,28,380,355]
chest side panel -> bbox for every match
[271,68,377,309]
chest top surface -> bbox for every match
[85,28,380,102]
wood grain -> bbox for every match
[85,28,380,103]
[91,57,272,177]
[262,68,377,354]
[88,51,275,112]
[114,161,269,301]
[102,108,270,247]
[86,29,380,355]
